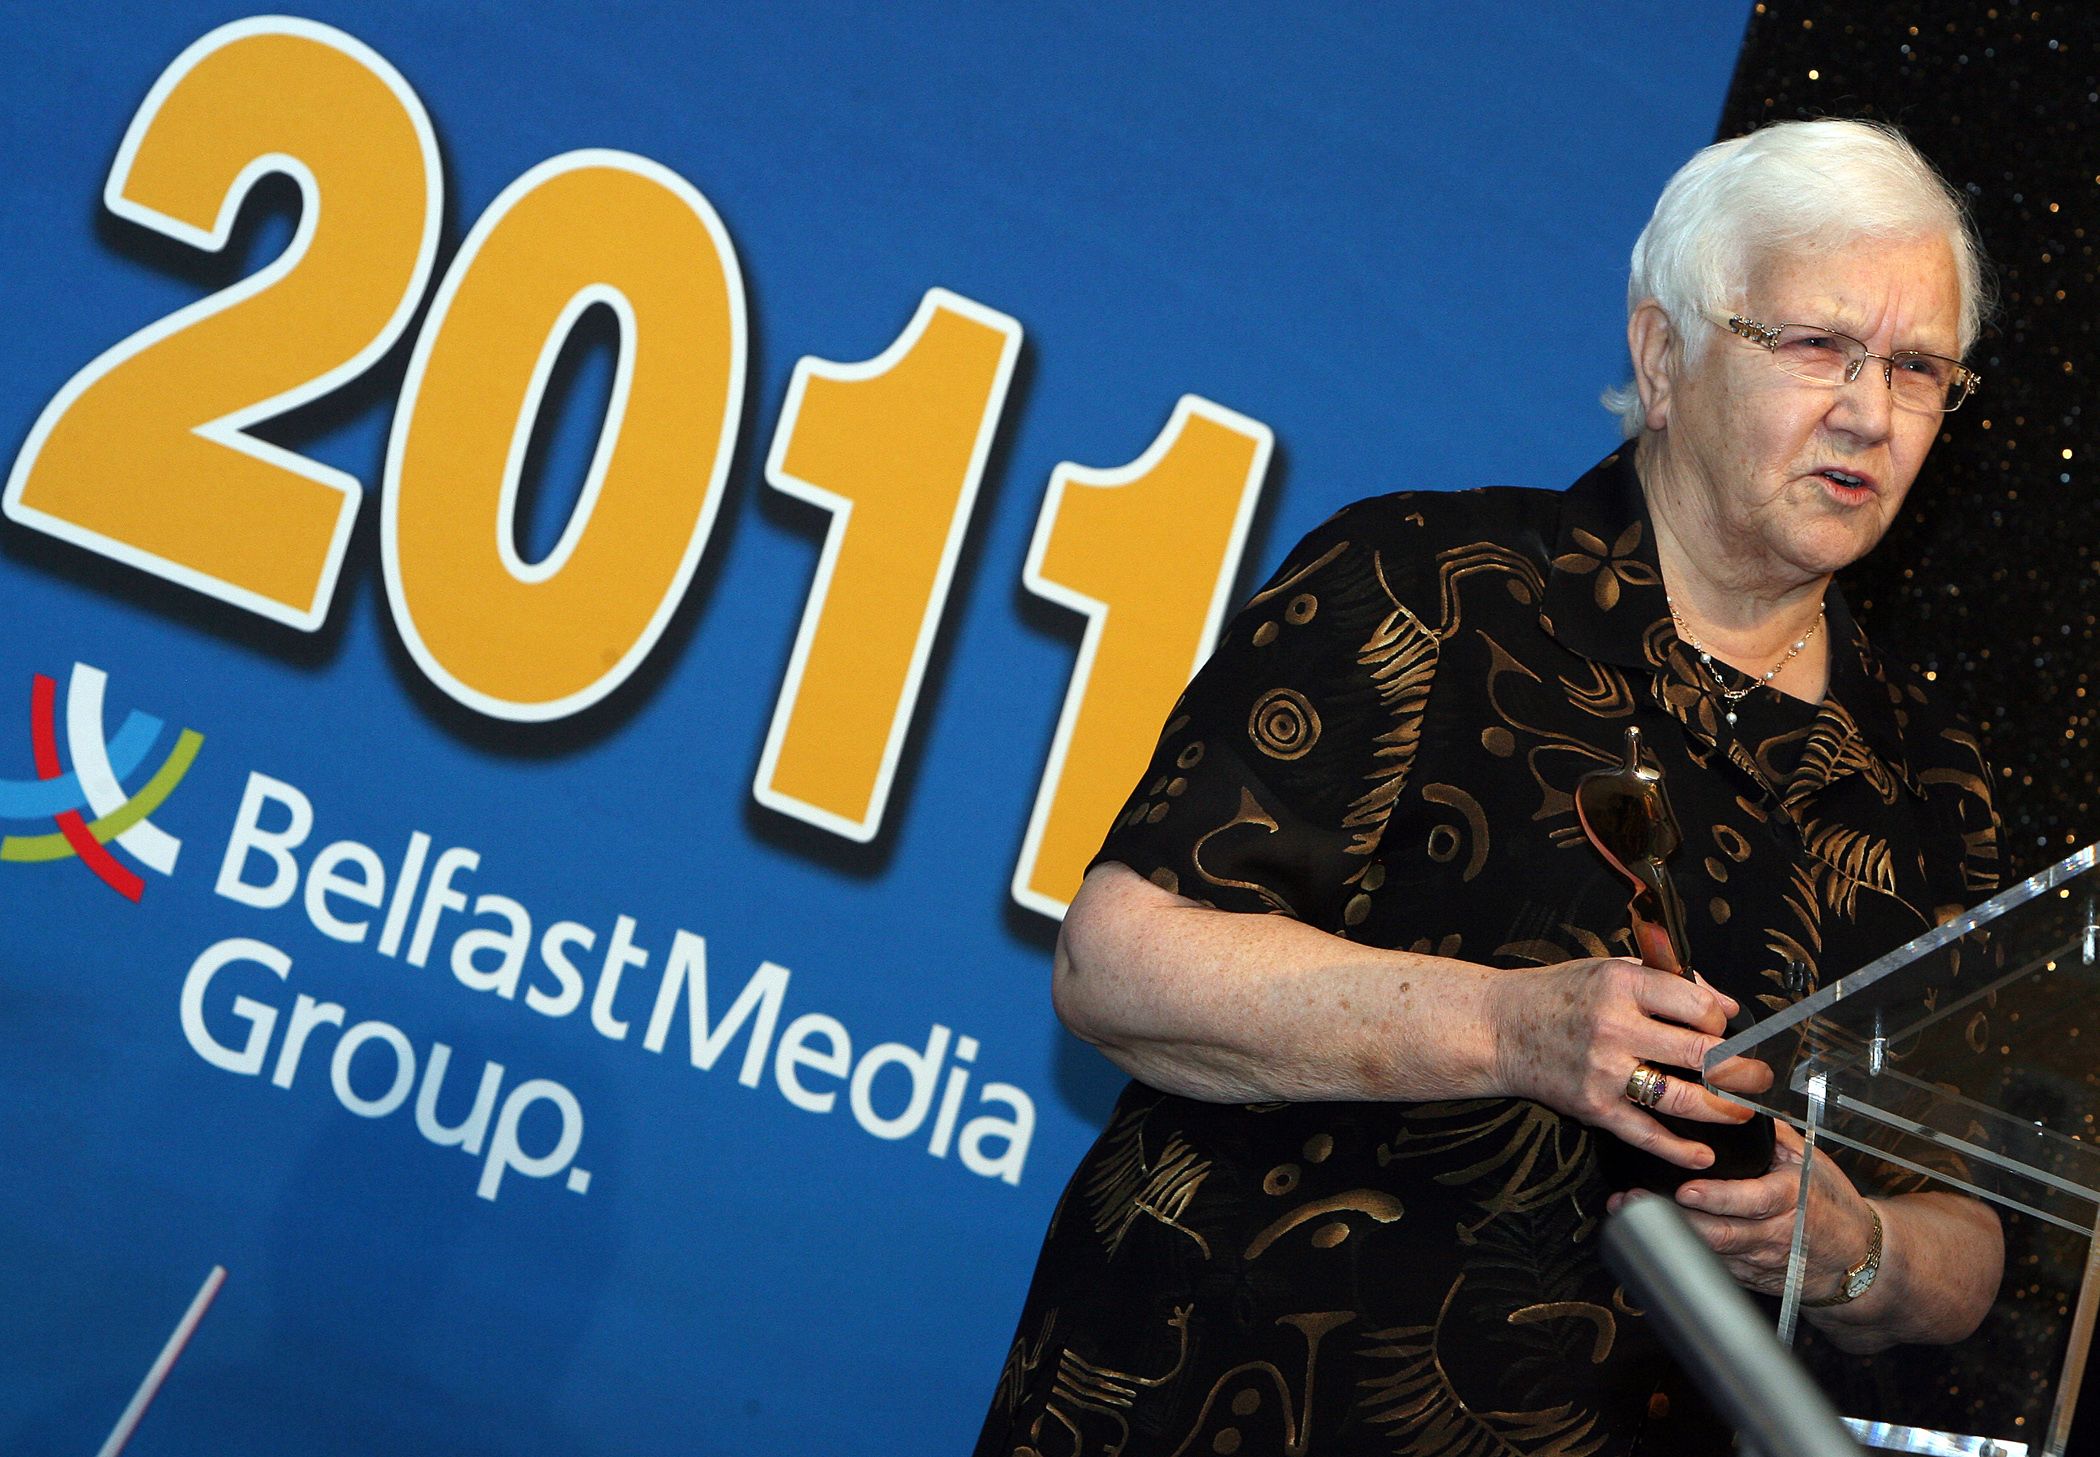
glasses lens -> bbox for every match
[1767,324,1864,384]
[1760,324,1973,413]
[1891,353,1964,411]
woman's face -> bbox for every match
[1643,232,1964,590]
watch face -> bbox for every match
[1845,1267,1873,1299]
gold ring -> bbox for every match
[1625,1062,1669,1109]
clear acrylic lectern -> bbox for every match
[1707,843,2100,1457]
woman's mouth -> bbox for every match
[1817,468,1876,501]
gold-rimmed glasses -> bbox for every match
[1720,314,1981,413]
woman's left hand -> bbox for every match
[1606,1121,1875,1299]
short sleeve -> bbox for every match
[1090,500,1439,932]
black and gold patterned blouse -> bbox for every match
[977,448,2000,1457]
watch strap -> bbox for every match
[1802,1202,1883,1308]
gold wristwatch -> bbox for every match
[1802,1202,1883,1308]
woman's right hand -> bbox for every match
[1485,957,1773,1170]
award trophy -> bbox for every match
[1576,724,1775,1191]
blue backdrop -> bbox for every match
[0,5,1749,1452]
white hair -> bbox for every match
[1602,118,1992,437]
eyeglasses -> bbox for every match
[1720,315,1981,413]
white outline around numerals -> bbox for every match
[494,284,638,586]
[1009,396,1272,920]
[754,288,1023,843]
[380,149,749,723]
[1,16,442,631]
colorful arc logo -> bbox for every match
[1,663,203,901]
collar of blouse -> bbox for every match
[1535,447,1932,810]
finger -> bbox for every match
[1670,1207,1795,1287]
[1705,1054,1775,1096]
[1671,1201,1798,1256]
[1635,1025,1737,1083]
[1600,1107,1721,1171]
[1630,970,1732,1037]
[1652,1072,1756,1126]
[1677,1170,1795,1220]
[1606,1188,1665,1216]
[1690,972,1741,1019]
[1671,1203,1755,1252]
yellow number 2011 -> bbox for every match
[6,18,1279,919]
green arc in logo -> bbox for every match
[3,729,205,863]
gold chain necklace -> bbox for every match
[1666,595,1825,727]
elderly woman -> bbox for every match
[976,119,2004,1456]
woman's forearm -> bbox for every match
[1053,863,1504,1103]
[1808,1191,2003,1353]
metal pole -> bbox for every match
[1603,1195,1863,1457]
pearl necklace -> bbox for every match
[1666,595,1825,727]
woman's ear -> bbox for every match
[1628,300,1678,433]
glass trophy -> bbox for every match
[1707,843,2100,1457]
